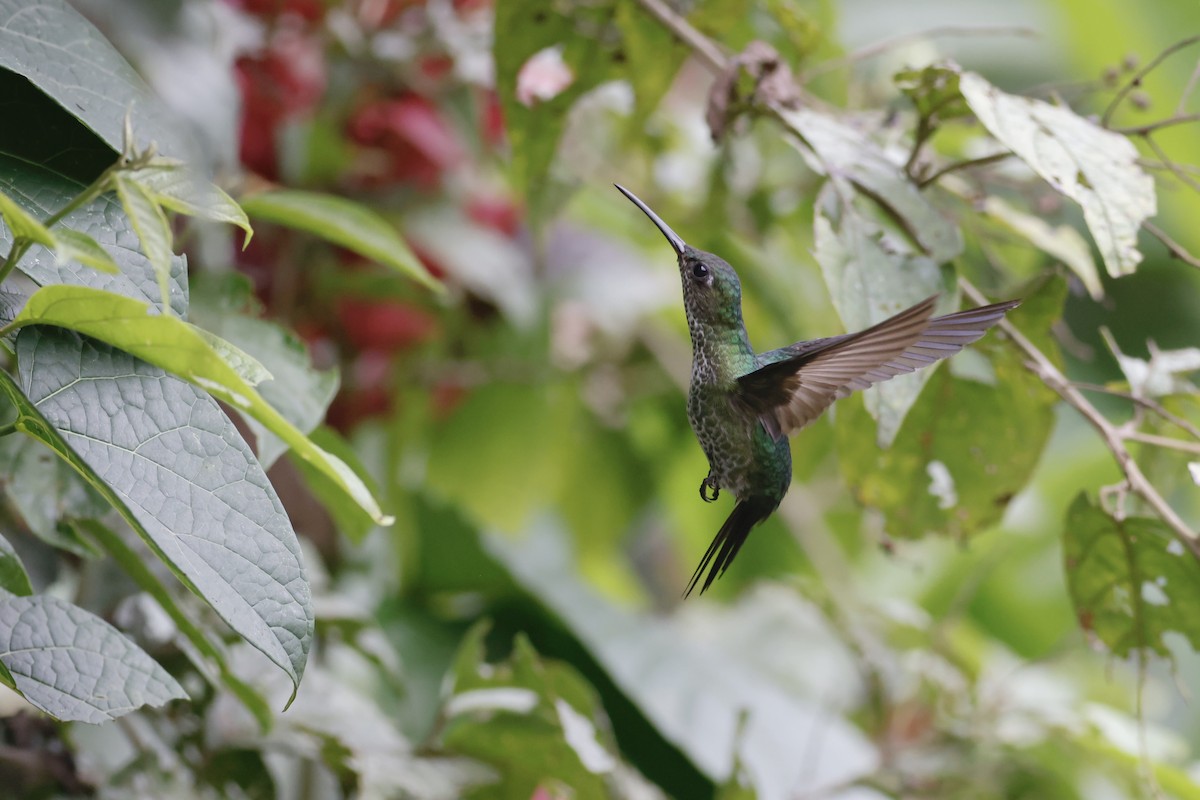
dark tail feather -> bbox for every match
[685,497,776,597]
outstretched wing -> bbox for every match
[738,296,1019,440]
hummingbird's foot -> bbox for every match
[699,476,720,503]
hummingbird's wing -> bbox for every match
[739,296,1019,440]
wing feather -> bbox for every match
[739,296,1019,439]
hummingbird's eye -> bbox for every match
[691,261,709,279]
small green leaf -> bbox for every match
[0,154,188,315]
[113,173,175,310]
[0,591,187,723]
[194,328,274,388]
[9,284,392,526]
[958,70,1155,277]
[0,531,32,596]
[895,63,970,122]
[125,161,253,246]
[0,189,55,246]
[239,190,439,291]
[1064,494,1200,658]
[51,229,121,274]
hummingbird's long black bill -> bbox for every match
[614,184,686,255]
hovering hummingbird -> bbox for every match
[615,184,1019,596]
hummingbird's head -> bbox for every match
[614,184,744,329]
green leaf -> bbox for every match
[442,624,616,799]
[0,154,188,315]
[957,70,1155,277]
[113,173,175,311]
[0,326,314,694]
[0,0,191,159]
[0,531,32,596]
[1064,494,1200,658]
[239,190,439,291]
[51,229,121,274]
[8,284,392,526]
[812,179,952,446]
[77,518,273,730]
[980,195,1102,300]
[0,189,55,246]
[0,434,108,559]
[895,63,970,122]
[783,108,964,263]
[613,0,691,122]
[836,276,1064,539]
[0,591,186,723]
[124,161,252,245]
[189,276,338,469]
[288,426,376,543]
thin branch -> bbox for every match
[803,25,1038,80]
[1074,381,1200,440]
[918,152,1012,188]
[1114,112,1200,136]
[1143,135,1200,194]
[1174,58,1200,117]
[1144,221,1200,270]
[1102,35,1200,127]
[959,278,1200,560]
[1123,430,1200,456]
[634,0,728,73]
[1137,158,1200,178]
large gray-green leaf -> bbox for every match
[836,277,1063,540]
[958,71,1155,277]
[0,591,186,723]
[482,521,878,798]
[0,0,190,158]
[980,195,1102,300]
[1,327,313,693]
[1064,495,1200,658]
[0,532,32,596]
[813,179,951,446]
[783,108,963,263]
[0,154,188,315]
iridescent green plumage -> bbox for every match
[616,185,1019,595]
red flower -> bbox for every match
[346,94,464,188]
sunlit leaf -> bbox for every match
[958,70,1155,277]
[239,189,439,291]
[0,189,55,246]
[0,590,186,723]
[125,161,252,244]
[8,284,392,526]
[1064,494,1200,657]
[51,229,121,274]
[1102,330,1200,399]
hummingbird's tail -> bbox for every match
[685,496,778,597]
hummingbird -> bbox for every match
[615,184,1019,596]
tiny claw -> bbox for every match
[699,476,720,503]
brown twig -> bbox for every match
[1144,221,1200,270]
[1101,35,1200,127]
[1113,112,1200,136]
[917,152,1012,188]
[959,278,1200,560]
[1073,381,1200,440]
[1176,59,1200,117]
